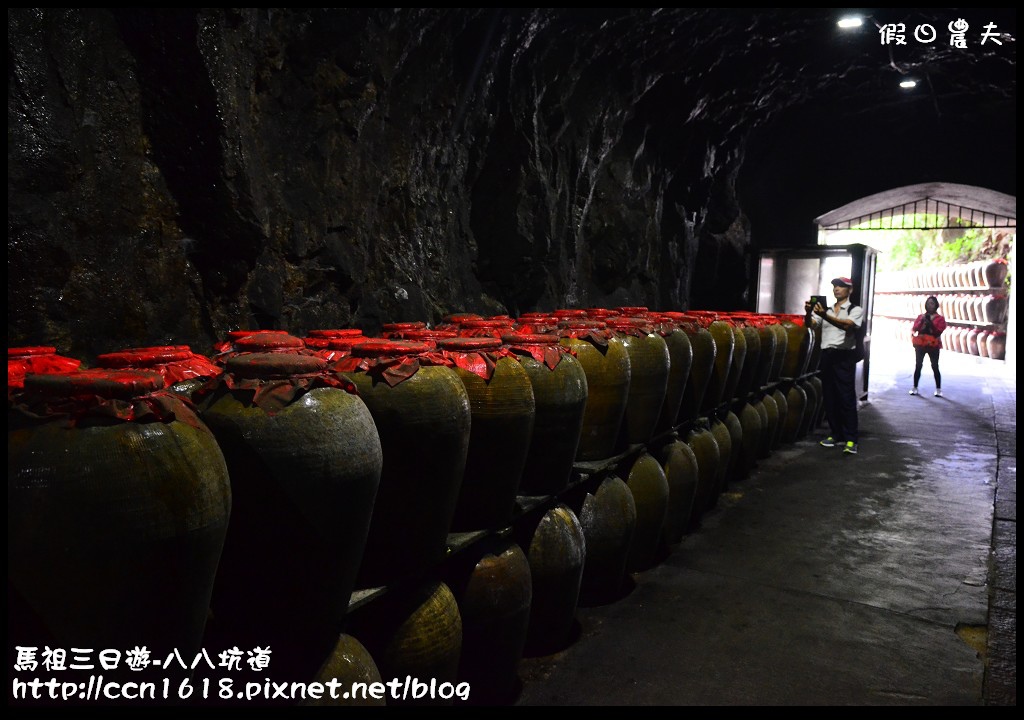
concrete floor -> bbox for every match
[515,340,1016,706]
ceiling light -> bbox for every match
[837,16,863,29]
[899,79,918,89]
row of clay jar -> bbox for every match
[874,292,1010,324]
[875,257,1010,291]
[7,309,823,706]
[876,317,1008,359]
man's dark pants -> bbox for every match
[819,348,858,443]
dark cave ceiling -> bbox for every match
[530,7,1017,241]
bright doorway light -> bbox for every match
[899,79,917,89]
[838,16,863,29]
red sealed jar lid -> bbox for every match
[458,319,515,338]
[558,319,607,330]
[552,309,588,319]
[305,332,366,350]
[383,329,458,343]
[97,348,194,366]
[302,337,332,350]
[226,329,280,341]
[436,337,503,352]
[615,306,650,315]
[327,336,371,350]
[9,346,59,358]
[381,322,428,332]
[502,333,558,345]
[8,347,83,390]
[96,347,222,385]
[225,352,327,379]
[307,329,365,339]
[441,313,482,324]
[351,339,432,358]
[24,368,165,399]
[606,317,646,329]
[503,333,566,369]
[458,319,514,329]
[662,311,711,328]
[124,345,193,353]
[233,332,306,351]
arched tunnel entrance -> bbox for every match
[814,182,1016,375]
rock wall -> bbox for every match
[9,8,1014,360]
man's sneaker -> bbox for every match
[908,388,919,396]
[934,389,943,397]
[819,436,837,448]
[843,441,858,455]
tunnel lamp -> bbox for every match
[837,16,863,29]
[899,79,918,89]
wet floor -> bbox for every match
[515,339,1015,706]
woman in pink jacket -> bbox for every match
[909,295,947,397]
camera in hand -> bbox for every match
[809,295,828,309]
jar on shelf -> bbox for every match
[684,422,721,532]
[797,377,819,438]
[737,402,763,480]
[806,375,825,434]
[780,379,807,444]
[722,409,745,486]
[605,317,671,448]
[445,538,532,705]
[757,391,780,460]
[624,451,671,573]
[726,316,762,402]
[770,387,788,450]
[573,474,637,606]
[197,351,382,683]
[335,340,472,589]
[719,317,748,407]
[977,330,991,358]
[515,503,586,656]
[648,314,694,434]
[749,316,777,389]
[349,581,463,707]
[766,318,789,383]
[502,332,588,496]
[984,258,1009,287]
[556,320,631,462]
[708,416,734,506]
[778,316,812,379]
[9,369,230,678]
[701,316,736,414]
[303,634,385,707]
[967,328,981,355]
[661,313,715,427]
[984,294,1009,324]
[434,336,536,532]
[657,439,700,546]
[987,331,1006,360]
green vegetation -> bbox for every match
[862,214,1011,275]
